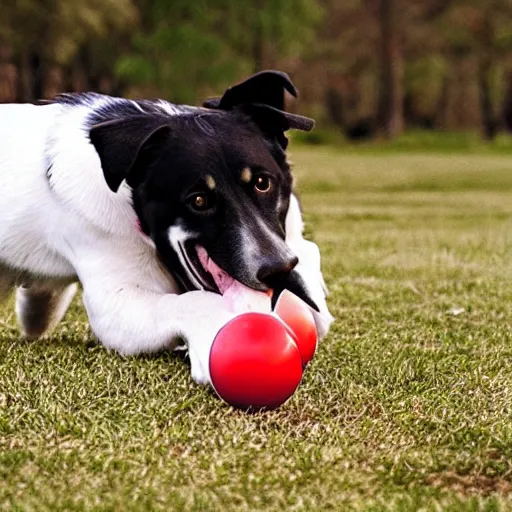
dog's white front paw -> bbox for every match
[187,317,233,386]
[188,344,211,386]
[179,291,236,386]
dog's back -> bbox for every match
[0,102,100,277]
[0,96,179,280]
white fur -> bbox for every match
[285,195,334,338]
[0,101,332,387]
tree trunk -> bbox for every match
[325,87,344,128]
[376,0,404,139]
[502,69,512,132]
[0,45,16,103]
[16,53,32,102]
[478,12,497,140]
[436,76,448,129]
[478,59,497,140]
[16,51,45,102]
[29,52,44,100]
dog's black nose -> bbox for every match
[257,254,299,283]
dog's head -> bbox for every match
[89,71,317,309]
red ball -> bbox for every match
[209,313,303,411]
[275,290,318,366]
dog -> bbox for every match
[0,70,333,385]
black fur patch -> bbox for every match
[48,92,196,129]
[48,78,316,307]
[82,96,305,298]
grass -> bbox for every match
[294,128,512,155]
[3,146,512,510]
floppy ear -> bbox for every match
[89,116,171,192]
[246,103,315,132]
[203,70,315,141]
[203,70,298,111]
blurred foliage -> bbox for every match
[0,0,137,64]
[116,1,241,103]
[2,0,512,140]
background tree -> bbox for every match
[376,0,404,138]
[2,0,512,141]
[116,0,322,104]
[0,0,137,102]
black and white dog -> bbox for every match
[0,70,333,385]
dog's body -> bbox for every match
[0,71,333,385]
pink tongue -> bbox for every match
[196,246,234,293]
[196,246,271,314]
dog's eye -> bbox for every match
[254,175,272,193]
[188,193,213,212]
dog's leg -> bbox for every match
[80,278,236,385]
[285,194,334,338]
[16,282,78,339]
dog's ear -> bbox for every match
[203,70,315,146]
[203,70,297,111]
[89,116,171,192]
[244,103,314,132]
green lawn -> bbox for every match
[2,147,512,510]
